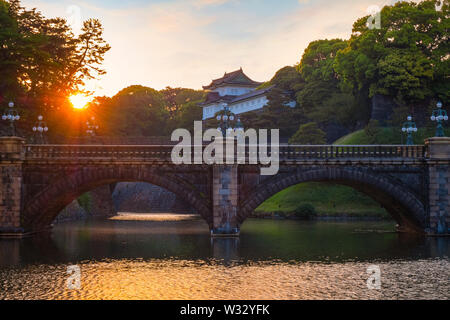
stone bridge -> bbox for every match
[0,137,449,237]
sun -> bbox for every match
[69,93,91,110]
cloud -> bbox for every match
[21,0,392,96]
[193,0,233,7]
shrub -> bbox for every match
[289,122,326,145]
[292,203,317,220]
[274,211,288,218]
[77,192,92,212]
[364,120,381,144]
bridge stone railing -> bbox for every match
[278,145,426,160]
[23,144,426,162]
[24,145,176,161]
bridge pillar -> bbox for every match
[0,137,25,236]
[426,137,450,235]
[211,165,240,237]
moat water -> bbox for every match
[0,214,449,300]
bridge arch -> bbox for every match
[239,167,427,233]
[23,166,211,231]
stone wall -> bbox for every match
[323,122,351,144]
[54,182,193,223]
[112,182,193,213]
[0,137,24,233]
[54,200,89,223]
[53,185,116,223]
[0,164,22,231]
[426,137,450,235]
[428,165,449,234]
[371,94,396,125]
[212,165,239,235]
[90,185,116,217]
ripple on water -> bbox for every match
[0,258,449,300]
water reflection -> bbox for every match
[1,217,448,267]
[211,237,240,263]
[0,216,449,300]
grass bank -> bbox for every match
[334,127,450,145]
[254,182,389,219]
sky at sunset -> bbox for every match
[22,0,400,97]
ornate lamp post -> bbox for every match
[430,101,448,137]
[32,115,49,144]
[216,105,237,136]
[235,116,244,134]
[86,116,99,137]
[1,102,20,136]
[401,115,418,145]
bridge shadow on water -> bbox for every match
[0,216,448,268]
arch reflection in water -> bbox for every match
[1,218,448,266]
[0,218,449,299]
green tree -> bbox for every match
[334,0,449,106]
[269,66,304,93]
[103,86,168,137]
[296,39,362,130]
[237,67,305,138]
[84,85,205,138]
[174,100,203,132]
[0,0,110,139]
[289,122,326,145]
[0,0,22,100]
[364,120,381,144]
[161,87,204,121]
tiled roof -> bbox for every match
[202,68,263,90]
[200,92,235,106]
[229,86,274,104]
[200,86,274,107]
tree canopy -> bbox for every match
[247,0,448,144]
[289,122,326,145]
[1,0,447,144]
[85,85,204,138]
[334,0,449,104]
[0,0,110,137]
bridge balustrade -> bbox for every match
[24,145,174,161]
[278,145,425,160]
[23,144,426,162]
